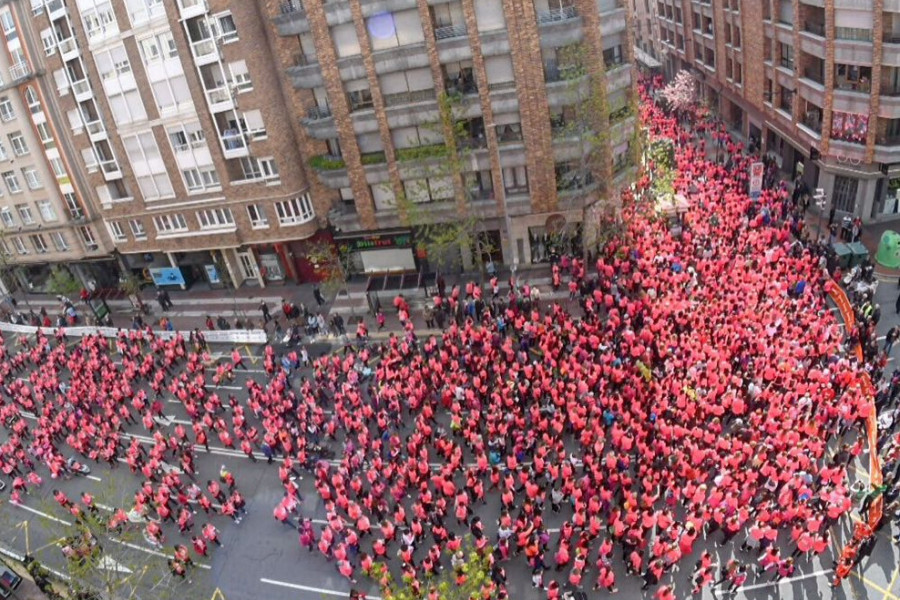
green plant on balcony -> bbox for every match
[360,151,386,165]
[308,155,346,170]
[395,144,449,162]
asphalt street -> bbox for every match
[0,301,896,600]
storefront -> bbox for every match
[335,229,416,275]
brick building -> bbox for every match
[269,0,636,271]
[0,0,636,294]
[647,0,900,224]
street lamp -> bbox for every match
[813,188,827,243]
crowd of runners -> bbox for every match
[0,75,883,599]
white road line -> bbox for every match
[734,568,832,592]
[86,475,102,482]
[108,538,212,570]
[204,384,243,391]
[260,578,379,599]
[13,503,72,526]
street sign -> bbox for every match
[749,162,764,199]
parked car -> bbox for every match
[0,562,22,598]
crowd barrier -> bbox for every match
[0,321,267,345]
[827,282,883,571]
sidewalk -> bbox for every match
[6,263,561,336]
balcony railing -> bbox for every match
[803,21,824,37]
[206,86,232,105]
[835,79,870,93]
[9,62,30,81]
[536,5,577,24]
[304,106,332,120]
[544,61,582,82]
[292,51,315,67]
[780,57,794,70]
[99,159,119,174]
[280,0,304,14]
[835,27,872,42]
[57,37,77,55]
[45,0,63,16]
[382,88,435,107]
[85,120,104,136]
[802,113,822,133]
[444,78,477,96]
[71,79,90,96]
[488,81,517,92]
[221,132,246,151]
[802,67,824,85]
[885,33,900,44]
[190,38,217,60]
[434,23,466,40]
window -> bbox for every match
[182,167,220,192]
[247,204,268,229]
[259,157,278,181]
[275,193,315,226]
[239,157,261,180]
[22,168,41,190]
[150,71,190,114]
[26,87,41,114]
[64,193,83,219]
[51,231,68,252]
[126,0,164,26]
[81,2,117,42]
[0,97,14,122]
[107,220,127,242]
[243,110,266,140]
[0,141,7,161]
[347,88,373,112]
[212,13,238,42]
[9,132,28,156]
[833,175,859,213]
[12,236,26,254]
[196,208,235,230]
[29,234,47,253]
[15,203,33,224]
[0,11,17,43]
[4,172,21,194]
[37,200,56,221]
[229,61,252,92]
[54,69,69,95]
[49,157,66,179]
[129,219,147,239]
[41,29,56,55]
[79,226,98,251]
[123,132,174,200]
[0,206,13,227]
[503,166,529,194]
[138,32,178,63]
[0,239,10,256]
[108,89,148,125]
[153,213,188,234]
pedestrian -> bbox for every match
[313,285,325,306]
[376,308,386,331]
[260,301,271,323]
[886,326,900,355]
[206,315,215,330]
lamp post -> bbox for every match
[484,121,518,276]
[813,188,827,243]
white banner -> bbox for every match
[0,322,267,345]
[749,162,764,198]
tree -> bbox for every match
[367,541,501,600]
[45,266,81,297]
[661,70,697,114]
[35,480,207,600]
[305,239,352,300]
[393,92,499,280]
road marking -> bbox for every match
[13,503,72,526]
[884,566,900,600]
[86,475,102,482]
[108,538,212,570]
[260,578,380,599]
[849,570,900,600]
[204,384,243,390]
[735,568,832,591]
[245,345,258,365]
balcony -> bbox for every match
[190,38,218,65]
[71,79,92,101]
[57,37,78,59]
[205,86,234,112]
[802,21,824,37]
[835,27,871,42]
[274,0,309,36]
[46,0,65,19]
[536,5,577,25]
[544,61,583,83]
[85,120,106,141]
[221,132,248,159]
[8,62,30,82]
[801,67,824,86]
[444,78,477,96]
[287,62,323,88]
[178,0,208,20]
[382,88,435,107]
[802,113,822,134]
[434,23,466,40]
[99,159,121,180]
[302,106,332,121]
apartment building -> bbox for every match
[632,0,662,67]
[269,0,636,271]
[650,0,900,224]
[0,0,115,295]
[6,0,332,291]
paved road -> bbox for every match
[0,314,894,600]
